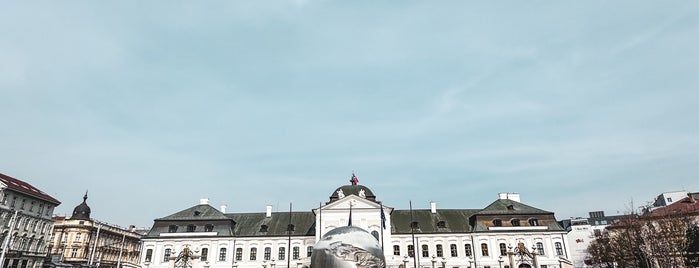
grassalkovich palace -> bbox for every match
[141,175,572,268]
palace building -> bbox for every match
[142,175,572,268]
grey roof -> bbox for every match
[390,209,480,234]
[477,199,552,215]
[229,211,316,237]
[157,204,230,221]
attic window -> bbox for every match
[287,224,295,232]
[205,224,214,232]
[437,221,446,228]
[187,225,196,232]
[194,210,201,216]
[511,219,521,226]
[410,221,419,229]
[260,225,268,232]
[528,219,539,226]
[493,219,502,227]
[168,225,178,233]
[506,205,515,210]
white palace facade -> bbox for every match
[141,177,572,268]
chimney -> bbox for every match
[498,193,521,202]
[266,205,273,217]
[430,201,437,214]
[689,193,697,203]
[199,198,209,205]
[498,193,508,200]
[220,204,227,213]
[128,225,135,232]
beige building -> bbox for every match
[47,193,142,268]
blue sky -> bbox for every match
[1,1,698,228]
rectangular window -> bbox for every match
[186,225,196,232]
[408,245,415,257]
[393,245,401,256]
[536,242,544,255]
[219,248,227,261]
[278,247,286,260]
[264,247,271,260]
[163,248,171,262]
[481,243,489,256]
[464,244,472,256]
[71,248,78,258]
[236,248,243,261]
[145,249,153,262]
[250,248,257,260]
[436,244,443,257]
[307,246,313,257]
[422,245,429,257]
[75,233,82,242]
[499,243,507,256]
[201,248,208,262]
[450,244,457,257]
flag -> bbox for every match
[380,204,386,229]
[350,172,359,185]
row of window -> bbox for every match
[492,218,539,227]
[1,214,51,234]
[1,194,54,217]
[392,242,564,257]
[145,246,314,263]
[168,224,215,233]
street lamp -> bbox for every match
[498,256,503,268]
[403,256,409,268]
[431,256,437,268]
[441,257,446,268]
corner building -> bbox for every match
[142,179,572,268]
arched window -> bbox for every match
[535,242,544,255]
[264,247,271,260]
[235,248,243,261]
[493,219,502,227]
[278,247,285,260]
[510,219,520,226]
[421,245,429,257]
[371,230,379,241]
[464,244,472,256]
[163,248,171,262]
[249,248,257,260]
[555,242,564,256]
[292,247,299,260]
[219,247,227,261]
[481,243,489,256]
[499,243,507,256]
[450,244,458,257]
[528,218,539,226]
[408,245,415,257]
[200,248,208,261]
[436,244,443,257]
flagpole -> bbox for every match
[318,202,322,240]
[409,201,417,268]
[379,202,385,252]
[287,202,292,268]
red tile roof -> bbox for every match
[0,172,61,205]
[646,193,699,218]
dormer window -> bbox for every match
[410,221,419,229]
[260,225,268,232]
[205,224,214,232]
[186,224,196,232]
[168,225,178,233]
[287,224,295,232]
[437,221,446,228]
[511,219,521,226]
[528,219,539,226]
[493,219,502,227]
[506,205,515,210]
[193,211,201,216]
